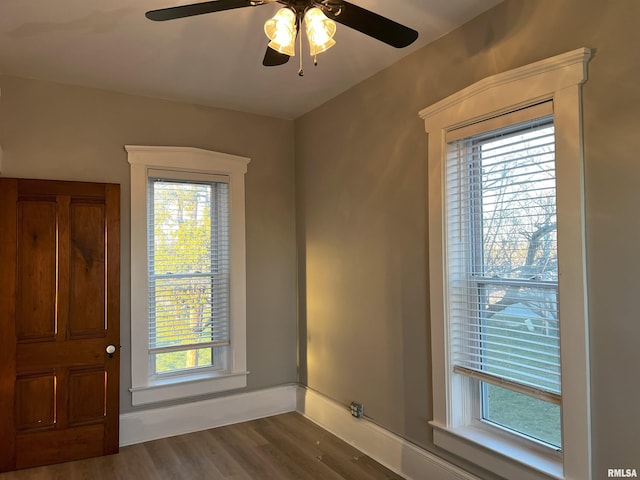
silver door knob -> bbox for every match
[106,345,116,357]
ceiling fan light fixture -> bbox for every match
[264,7,297,56]
[304,7,336,56]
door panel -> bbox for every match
[14,372,56,431]
[68,367,106,426]
[16,199,57,340]
[0,178,120,472]
[69,201,106,337]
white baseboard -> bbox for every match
[119,384,297,446]
[296,387,480,480]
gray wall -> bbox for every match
[0,75,299,413]
[296,0,640,477]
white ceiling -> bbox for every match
[0,0,502,119]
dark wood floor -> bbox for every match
[0,412,404,479]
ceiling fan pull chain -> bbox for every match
[298,28,304,76]
[314,55,318,66]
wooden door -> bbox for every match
[0,178,120,472]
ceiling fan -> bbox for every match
[145,0,419,74]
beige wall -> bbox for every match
[0,75,298,412]
[296,0,640,477]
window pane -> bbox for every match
[152,182,215,275]
[480,283,560,394]
[482,382,561,448]
[476,124,557,281]
[153,347,213,374]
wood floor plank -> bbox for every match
[205,427,272,479]
[255,421,342,480]
[276,413,390,480]
[0,413,404,480]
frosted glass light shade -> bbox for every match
[264,8,297,56]
[304,7,336,56]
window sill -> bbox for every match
[130,370,249,406]
[430,421,563,480]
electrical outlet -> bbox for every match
[350,401,364,418]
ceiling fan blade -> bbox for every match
[323,1,418,48]
[263,46,290,66]
[146,0,257,21]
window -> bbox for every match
[148,173,229,376]
[127,146,250,406]
[448,106,561,447]
[420,49,592,480]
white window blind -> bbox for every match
[445,103,561,402]
[147,172,230,361]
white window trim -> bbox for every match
[126,146,250,406]
[419,48,592,480]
